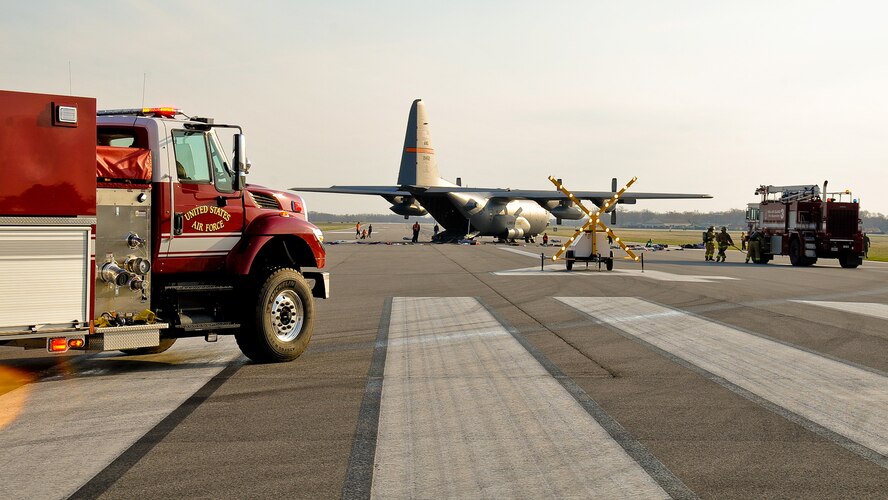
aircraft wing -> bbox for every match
[290,185,411,196]
[420,187,712,204]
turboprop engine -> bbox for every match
[539,200,584,222]
[387,195,427,218]
[493,214,531,239]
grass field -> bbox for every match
[313,223,353,231]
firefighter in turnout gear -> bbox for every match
[704,226,716,261]
[746,230,763,263]
[715,227,734,262]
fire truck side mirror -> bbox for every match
[233,134,248,191]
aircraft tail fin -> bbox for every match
[398,99,444,187]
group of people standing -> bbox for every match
[703,226,734,262]
[352,221,441,243]
[703,226,768,263]
[355,222,372,239]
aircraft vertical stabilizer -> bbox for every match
[398,99,443,187]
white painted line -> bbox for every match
[791,300,888,321]
[557,297,888,459]
[613,269,738,282]
[0,338,240,500]
[373,297,668,498]
[495,248,736,282]
[498,247,546,259]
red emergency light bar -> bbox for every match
[97,107,182,118]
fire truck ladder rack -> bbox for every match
[755,184,821,203]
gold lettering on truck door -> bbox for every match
[183,205,232,232]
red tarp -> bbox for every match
[96,146,152,181]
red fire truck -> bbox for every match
[745,182,864,268]
[0,90,328,362]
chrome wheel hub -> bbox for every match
[270,290,304,342]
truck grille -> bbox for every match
[249,191,280,210]
[827,207,857,238]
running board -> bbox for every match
[174,321,241,332]
[164,284,235,293]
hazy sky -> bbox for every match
[3,1,887,215]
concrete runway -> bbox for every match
[1,223,887,499]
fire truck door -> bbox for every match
[165,129,244,268]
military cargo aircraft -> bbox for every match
[293,99,711,241]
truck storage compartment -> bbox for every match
[0,91,97,335]
[0,225,91,333]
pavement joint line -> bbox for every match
[368,296,691,498]
[478,299,699,500]
[556,297,888,469]
[341,296,392,500]
[432,245,619,378]
[68,357,247,499]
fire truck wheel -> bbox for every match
[838,253,861,269]
[236,268,314,363]
[120,338,177,355]
[789,239,804,266]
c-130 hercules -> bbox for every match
[293,99,711,241]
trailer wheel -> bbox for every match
[236,268,314,363]
[120,338,176,356]
[606,251,614,271]
[566,259,573,271]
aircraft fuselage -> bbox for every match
[443,192,550,239]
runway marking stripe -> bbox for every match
[557,297,888,461]
[791,300,888,321]
[372,297,669,498]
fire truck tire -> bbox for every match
[838,253,861,269]
[790,239,816,267]
[120,338,177,355]
[236,268,314,363]
[789,239,801,266]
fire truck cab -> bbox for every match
[746,182,864,268]
[0,90,328,363]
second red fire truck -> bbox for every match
[745,182,865,268]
